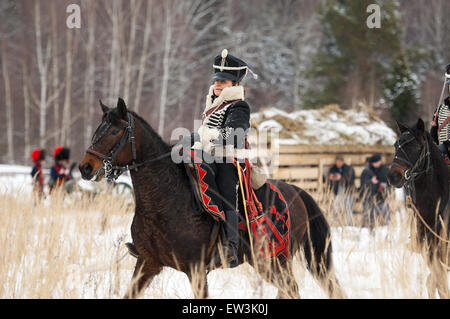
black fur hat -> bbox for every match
[55,147,70,161]
[31,149,46,162]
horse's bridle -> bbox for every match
[86,112,170,181]
[391,131,432,202]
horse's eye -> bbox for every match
[111,129,120,135]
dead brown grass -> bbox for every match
[0,183,447,298]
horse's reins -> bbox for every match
[391,131,432,204]
[87,112,171,181]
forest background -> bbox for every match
[0,0,448,164]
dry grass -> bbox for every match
[0,184,448,299]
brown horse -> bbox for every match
[387,118,450,298]
[79,98,345,298]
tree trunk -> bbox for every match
[134,0,153,112]
[51,2,60,146]
[1,40,14,163]
[83,0,96,148]
[35,1,49,148]
[108,0,122,99]
[62,29,71,145]
[123,0,141,103]
[158,1,172,136]
[22,56,31,162]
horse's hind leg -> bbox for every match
[124,257,162,299]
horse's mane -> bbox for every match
[128,110,170,149]
[407,125,434,150]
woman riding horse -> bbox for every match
[191,49,258,268]
[78,50,345,298]
[430,63,450,161]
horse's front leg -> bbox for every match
[124,257,163,299]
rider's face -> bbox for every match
[213,80,234,96]
[372,160,382,168]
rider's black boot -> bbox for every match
[211,210,239,268]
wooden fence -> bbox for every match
[269,144,395,192]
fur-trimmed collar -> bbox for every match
[203,85,245,115]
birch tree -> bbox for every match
[133,0,152,112]
[156,0,173,136]
[50,2,61,146]
[0,40,14,163]
[35,0,51,148]
[82,0,97,147]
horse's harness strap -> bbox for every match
[393,132,431,204]
[87,112,171,181]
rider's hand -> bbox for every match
[371,176,379,184]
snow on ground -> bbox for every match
[0,164,131,195]
[250,105,397,145]
[0,165,440,299]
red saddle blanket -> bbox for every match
[187,150,290,259]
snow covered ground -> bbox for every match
[251,105,397,146]
[0,164,441,299]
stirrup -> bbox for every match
[126,242,139,258]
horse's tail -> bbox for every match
[294,187,333,276]
[291,185,346,298]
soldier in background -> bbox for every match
[49,146,74,193]
[327,154,355,225]
[31,148,46,196]
[360,154,391,229]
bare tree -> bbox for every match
[122,0,141,103]
[157,0,172,136]
[133,0,153,112]
[22,52,31,161]
[34,0,51,148]
[82,0,97,147]
[1,40,14,163]
[50,2,61,146]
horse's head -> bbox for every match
[387,118,428,188]
[79,98,136,181]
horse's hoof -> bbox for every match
[126,242,140,258]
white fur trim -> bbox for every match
[203,85,244,116]
[195,125,221,153]
[212,146,253,159]
[251,165,268,189]
[192,141,203,150]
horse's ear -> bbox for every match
[99,99,109,113]
[395,120,408,133]
[417,118,425,134]
[117,97,127,119]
